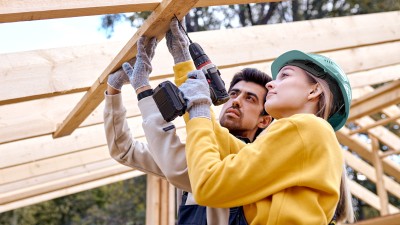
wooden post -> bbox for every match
[146,175,176,225]
[370,136,389,216]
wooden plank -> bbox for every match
[1,15,400,105]
[0,0,281,22]
[53,10,400,138]
[337,127,400,182]
[0,159,120,192]
[0,146,110,185]
[144,175,175,225]
[344,150,400,199]
[0,112,140,168]
[349,180,399,214]
[146,175,161,225]
[0,0,160,22]
[348,64,400,89]
[349,113,400,135]
[52,0,202,138]
[0,163,132,205]
[371,136,389,216]
[356,116,400,152]
[348,80,400,121]
[352,213,400,225]
[0,170,144,213]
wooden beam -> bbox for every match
[336,127,400,182]
[348,113,400,135]
[52,0,202,138]
[356,116,400,153]
[0,0,160,23]
[348,80,400,121]
[348,180,399,214]
[380,150,400,158]
[352,213,400,225]
[0,170,144,213]
[0,159,120,193]
[343,150,400,199]
[146,175,176,225]
[0,146,111,185]
[51,11,400,138]
[1,14,399,105]
[381,104,400,132]
[348,64,400,89]
[370,136,389,216]
[0,0,281,23]
[0,163,132,205]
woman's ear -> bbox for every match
[308,83,323,101]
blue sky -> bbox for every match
[0,15,135,54]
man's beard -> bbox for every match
[220,112,243,133]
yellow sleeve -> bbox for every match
[173,60,196,86]
[185,115,342,209]
[173,60,245,156]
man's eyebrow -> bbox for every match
[230,88,260,101]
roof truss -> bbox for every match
[0,1,399,223]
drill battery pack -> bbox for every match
[153,81,187,122]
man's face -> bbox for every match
[219,81,268,139]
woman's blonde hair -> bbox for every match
[305,71,355,223]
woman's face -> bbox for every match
[265,65,317,119]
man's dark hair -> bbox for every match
[229,68,272,138]
[229,68,272,115]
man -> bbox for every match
[104,19,272,224]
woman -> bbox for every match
[178,50,354,224]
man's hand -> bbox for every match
[107,58,136,94]
[179,70,211,119]
[122,36,158,91]
[166,17,191,64]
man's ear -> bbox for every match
[308,83,323,101]
[258,115,273,129]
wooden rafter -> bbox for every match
[51,10,400,138]
[0,170,144,213]
[343,150,400,200]
[336,127,400,182]
[371,136,389,215]
[1,15,399,106]
[0,0,281,23]
[348,80,400,122]
[349,180,399,214]
[349,114,400,135]
[1,4,400,220]
[352,212,400,225]
[52,0,203,138]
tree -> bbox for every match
[0,176,147,225]
[100,0,400,37]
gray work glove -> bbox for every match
[107,58,135,91]
[122,36,158,91]
[179,70,211,119]
[166,17,191,64]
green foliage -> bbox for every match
[100,0,400,37]
[0,176,146,225]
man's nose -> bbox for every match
[232,95,242,107]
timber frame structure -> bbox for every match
[1,1,400,224]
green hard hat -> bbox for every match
[271,50,352,131]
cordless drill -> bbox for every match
[152,17,229,122]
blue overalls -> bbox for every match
[177,136,250,225]
[177,191,248,225]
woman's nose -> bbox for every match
[266,81,275,90]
